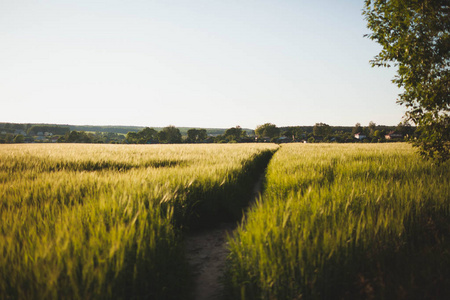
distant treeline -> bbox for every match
[269,121,416,143]
[0,123,69,135]
[122,122,415,144]
[1,122,415,144]
[69,125,144,134]
[124,126,255,144]
[0,123,253,136]
[29,125,70,135]
[68,125,254,136]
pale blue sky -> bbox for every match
[0,0,405,129]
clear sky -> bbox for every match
[0,0,405,129]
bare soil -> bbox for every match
[184,175,264,300]
[185,222,237,300]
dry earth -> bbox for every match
[185,175,264,300]
[185,222,237,300]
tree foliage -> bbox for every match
[255,123,280,139]
[224,126,243,141]
[363,0,450,162]
[126,127,157,144]
[27,125,70,136]
[352,123,363,135]
[158,126,182,144]
[13,134,24,143]
[187,128,208,143]
[313,123,331,137]
[65,131,92,143]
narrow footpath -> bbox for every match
[184,174,265,300]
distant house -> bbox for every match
[385,131,403,140]
[354,133,367,140]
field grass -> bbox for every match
[225,143,450,300]
[4,143,449,299]
[0,143,277,300]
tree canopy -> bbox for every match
[126,127,157,144]
[313,123,331,137]
[187,128,208,143]
[255,123,280,139]
[363,0,450,162]
[158,126,182,144]
[27,125,70,135]
[352,123,363,135]
[224,126,243,141]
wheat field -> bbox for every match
[2,143,449,299]
[226,143,450,299]
[0,143,277,299]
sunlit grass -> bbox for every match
[0,143,278,299]
[226,143,450,299]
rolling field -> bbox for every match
[225,143,450,299]
[0,143,277,300]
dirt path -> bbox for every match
[185,175,264,300]
[185,222,237,300]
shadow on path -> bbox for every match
[184,174,266,300]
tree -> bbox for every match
[373,130,381,139]
[368,121,377,137]
[126,132,139,144]
[198,129,207,141]
[125,127,157,144]
[363,0,450,162]
[159,126,181,144]
[255,123,280,139]
[13,134,24,143]
[224,126,243,142]
[187,129,207,143]
[66,131,79,143]
[140,127,157,143]
[157,131,167,143]
[65,131,92,143]
[352,123,363,135]
[313,123,331,137]
[396,120,415,137]
[5,134,13,143]
[186,129,197,142]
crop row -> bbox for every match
[0,143,277,299]
[225,143,450,299]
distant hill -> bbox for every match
[69,125,255,136]
[0,123,254,136]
